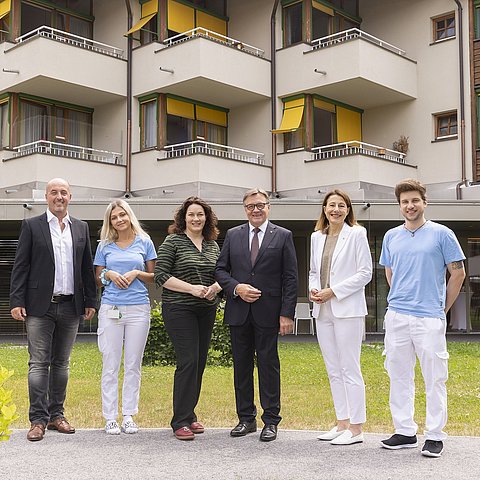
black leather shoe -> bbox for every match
[230,420,257,437]
[260,424,277,442]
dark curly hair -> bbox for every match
[168,196,220,240]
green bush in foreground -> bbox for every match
[0,366,19,442]
[143,302,232,367]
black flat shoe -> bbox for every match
[260,424,277,442]
[230,420,257,437]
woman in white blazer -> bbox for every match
[309,189,372,446]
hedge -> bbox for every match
[143,302,233,367]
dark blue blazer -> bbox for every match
[10,212,97,317]
[215,221,298,327]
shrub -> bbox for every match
[0,366,19,442]
[143,302,232,367]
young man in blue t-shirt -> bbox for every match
[379,179,465,458]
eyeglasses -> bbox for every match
[244,202,269,211]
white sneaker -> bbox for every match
[122,420,139,434]
[317,426,344,441]
[105,420,121,435]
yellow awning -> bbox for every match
[312,1,334,16]
[196,106,227,127]
[142,0,158,17]
[125,13,156,36]
[313,98,336,113]
[168,0,195,34]
[272,105,304,134]
[337,106,362,143]
[0,0,11,19]
[196,10,227,37]
[166,98,195,119]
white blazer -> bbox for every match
[309,223,372,319]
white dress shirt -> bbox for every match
[249,220,268,250]
[46,209,74,295]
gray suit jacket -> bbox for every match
[10,212,97,317]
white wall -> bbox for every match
[228,0,273,59]
[361,0,471,185]
[228,99,272,167]
[92,100,125,154]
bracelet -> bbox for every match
[100,268,111,286]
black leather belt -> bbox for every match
[51,295,74,304]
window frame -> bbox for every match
[20,0,94,38]
[140,96,159,150]
[16,94,93,148]
[432,12,455,43]
[433,110,458,140]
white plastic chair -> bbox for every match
[294,302,315,335]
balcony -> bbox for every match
[276,29,417,109]
[1,141,125,193]
[131,140,270,196]
[133,28,270,108]
[276,141,417,192]
[1,27,126,107]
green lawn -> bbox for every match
[1,341,479,435]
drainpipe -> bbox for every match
[270,0,281,197]
[454,0,466,200]
[124,0,133,198]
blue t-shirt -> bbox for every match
[379,221,465,318]
[94,235,157,306]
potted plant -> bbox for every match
[393,135,409,155]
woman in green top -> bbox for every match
[155,196,222,441]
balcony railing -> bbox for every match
[12,140,124,165]
[163,27,265,58]
[311,28,406,56]
[14,26,124,59]
[162,140,265,165]
[310,141,406,164]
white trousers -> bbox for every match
[383,309,449,441]
[316,302,366,424]
[97,304,151,420]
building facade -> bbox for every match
[0,0,479,334]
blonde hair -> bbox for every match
[99,199,149,248]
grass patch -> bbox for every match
[1,341,479,435]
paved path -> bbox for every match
[1,428,479,479]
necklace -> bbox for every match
[403,220,428,237]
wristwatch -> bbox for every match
[100,268,111,286]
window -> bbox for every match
[476,2,480,39]
[0,12,9,42]
[182,0,226,17]
[277,95,361,152]
[141,100,157,149]
[313,106,335,147]
[433,13,455,42]
[21,3,51,34]
[283,1,360,46]
[283,2,303,46]
[0,101,9,148]
[21,1,93,38]
[17,98,92,147]
[139,95,228,151]
[434,111,457,139]
[284,119,305,151]
[140,14,158,44]
[312,8,331,40]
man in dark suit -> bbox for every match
[215,188,298,442]
[10,178,97,442]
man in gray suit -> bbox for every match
[10,178,97,441]
[215,188,298,442]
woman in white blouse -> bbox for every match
[309,189,372,445]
